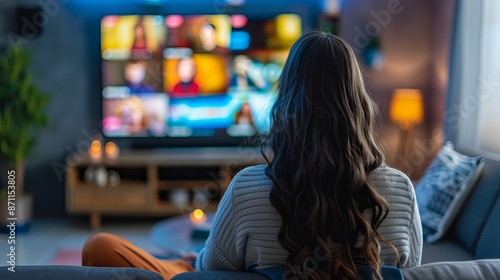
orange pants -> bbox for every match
[82,233,195,280]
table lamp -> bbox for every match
[390,89,424,165]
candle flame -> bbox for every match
[91,140,101,152]
[193,209,204,219]
[105,142,116,154]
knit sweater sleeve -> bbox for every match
[409,186,423,267]
[368,166,423,268]
[397,170,423,268]
[195,170,245,271]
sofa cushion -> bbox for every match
[0,265,163,280]
[475,194,500,259]
[415,141,484,243]
[454,160,500,253]
[401,259,500,280]
[173,264,404,280]
[421,239,474,264]
[172,271,270,280]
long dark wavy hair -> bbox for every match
[262,30,398,279]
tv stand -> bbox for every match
[66,147,266,230]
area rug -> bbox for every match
[49,248,82,265]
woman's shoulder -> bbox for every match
[370,164,412,183]
[229,165,272,190]
[228,165,275,209]
[369,165,415,199]
[237,164,269,176]
[240,164,268,173]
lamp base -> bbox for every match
[396,125,413,173]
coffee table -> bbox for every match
[150,213,215,256]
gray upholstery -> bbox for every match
[422,240,474,264]
[402,259,500,280]
[454,161,500,253]
[3,262,498,280]
[476,196,500,259]
[0,265,163,280]
[172,271,270,280]
[173,264,404,280]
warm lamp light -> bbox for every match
[189,209,207,224]
[91,140,101,152]
[89,140,103,161]
[105,142,116,154]
[390,89,424,129]
[104,142,120,159]
[389,88,424,171]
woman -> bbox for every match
[131,22,148,51]
[235,102,255,125]
[113,96,149,135]
[82,31,422,279]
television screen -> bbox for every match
[101,14,302,138]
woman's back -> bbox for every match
[195,164,422,271]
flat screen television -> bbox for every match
[100,14,302,145]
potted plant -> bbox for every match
[0,44,50,232]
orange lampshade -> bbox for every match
[390,89,424,127]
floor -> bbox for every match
[0,217,163,266]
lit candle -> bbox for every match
[104,141,120,159]
[89,140,103,161]
[189,209,207,224]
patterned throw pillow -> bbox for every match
[415,141,484,243]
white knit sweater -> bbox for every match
[195,164,422,271]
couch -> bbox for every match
[2,260,500,280]
[171,260,500,279]
[0,265,163,280]
[2,159,500,280]
[420,158,500,264]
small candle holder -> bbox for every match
[190,209,210,240]
[104,141,120,159]
[171,189,189,206]
[108,170,121,187]
[89,140,103,162]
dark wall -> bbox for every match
[341,0,454,178]
[0,0,319,216]
[341,0,433,121]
